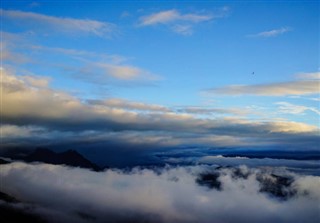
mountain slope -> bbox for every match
[25,148,102,171]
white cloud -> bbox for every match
[96,63,159,81]
[0,33,30,63]
[1,31,159,83]
[139,9,212,26]
[177,106,249,116]
[0,163,319,223]
[0,9,115,37]
[138,8,228,35]
[296,72,320,80]
[140,10,180,25]
[0,125,39,138]
[0,43,29,63]
[21,75,51,88]
[74,62,161,83]
[88,98,171,112]
[248,27,292,38]
[276,102,320,115]
[171,24,194,35]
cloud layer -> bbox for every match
[2,69,319,152]
[0,162,319,223]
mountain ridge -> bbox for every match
[24,148,102,171]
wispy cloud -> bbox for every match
[248,27,292,38]
[206,72,320,96]
[295,72,320,80]
[171,24,194,35]
[87,98,171,112]
[276,102,320,115]
[2,32,158,84]
[177,106,249,116]
[138,8,229,35]
[0,32,31,63]
[27,43,155,83]
[139,9,213,26]
[0,9,115,37]
[96,63,160,81]
[73,62,161,84]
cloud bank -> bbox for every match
[2,69,319,152]
[0,162,319,223]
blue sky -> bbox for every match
[1,0,319,159]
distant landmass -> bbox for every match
[156,149,320,161]
[222,150,320,160]
[23,148,102,171]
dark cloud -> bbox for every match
[0,163,319,223]
[2,69,320,154]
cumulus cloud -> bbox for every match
[138,8,228,35]
[0,9,115,37]
[248,27,292,38]
[0,162,319,223]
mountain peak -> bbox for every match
[26,148,102,171]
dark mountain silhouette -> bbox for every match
[0,191,18,203]
[0,158,10,164]
[257,173,296,199]
[0,191,47,223]
[196,167,297,199]
[25,148,102,171]
[196,172,222,190]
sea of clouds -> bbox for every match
[0,162,319,223]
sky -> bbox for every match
[1,0,319,166]
[0,2,320,222]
